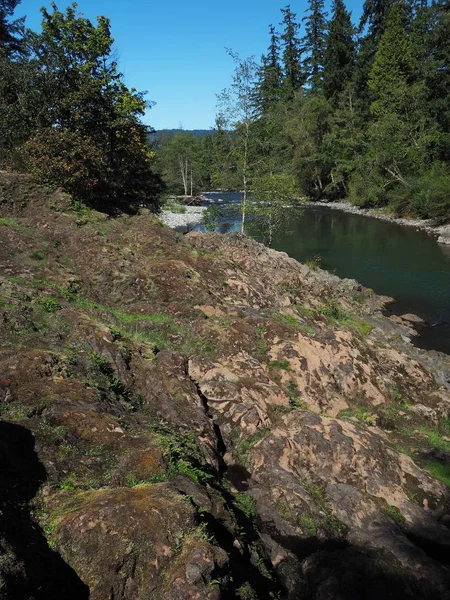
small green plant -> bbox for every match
[31,250,45,261]
[164,199,187,214]
[318,298,346,321]
[151,425,212,484]
[299,514,318,536]
[305,254,322,270]
[38,296,62,313]
[236,583,258,600]
[381,504,406,526]
[58,476,78,491]
[286,380,306,409]
[235,492,257,519]
[269,359,290,371]
[88,351,112,375]
[231,428,269,466]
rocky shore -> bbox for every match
[159,205,206,230]
[315,200,450,245]
[1,172,450,599]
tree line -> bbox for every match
[0,1,162,213]
[156,0,450,222]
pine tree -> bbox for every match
[359,0,397,40]
[0,0,24,54]
[422,0,450,141]
[354,0,397,110]
[323,0,356,104]
[301,0,328,93]
[280,5,304,98]
[254,25,283,116]
[368,1,414,118]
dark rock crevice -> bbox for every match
[0,421,89,600]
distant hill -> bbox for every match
[149,129,213,144]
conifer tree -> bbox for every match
[0,0,23,54]
[368,1,414,118]
[280,5,304,98]
[323,0,356,104]
[301,0,328,93]
[254,25,283,116]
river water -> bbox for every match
[198,191,450,355]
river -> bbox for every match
[197,191,450,355]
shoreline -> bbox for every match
[313,200,450,245]
[159,205,206,230]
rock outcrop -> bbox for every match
[0,172,449,599]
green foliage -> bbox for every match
[318,298,345,320]
[38,296,62,313]
[236,583,258,600]
[231,428,269,466]
[268,359,290,371]
[423,461,450,488]
[235,492,258,519]
[380,504,406,527]
[151,425,212,484]
[204,3,450,222]
[248,173,298,246]
[203,204,222,232]
[1,2,162,213]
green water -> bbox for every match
[201,193,450,354]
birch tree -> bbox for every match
[216,50,258,233]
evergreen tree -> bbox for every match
[359,0,397,40]
[254,25,283,116]
[301,0,328,92]
[354,0,397,111]
[280,5,304,98]
[368,1,414,118]
[0,0,23,54]
[323,0,356,104]
[422,0,450,141]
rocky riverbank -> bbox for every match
[315,200,450,245]
[159,205,206,230]
[1,171,450,599]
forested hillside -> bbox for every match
[156,1,450,221]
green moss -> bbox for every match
[277,313,303,328]
[0,217,25,230]
[418,428,450,453]
[423,461,450,487]
[380,504,406,526]
[269,359,290,370]
[112,310,174,324]
[294,305,316,319]
[338,406,376,425]
[340,315,373,337]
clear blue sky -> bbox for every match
[17,0,363,131]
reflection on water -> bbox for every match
[199,192,450,355]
